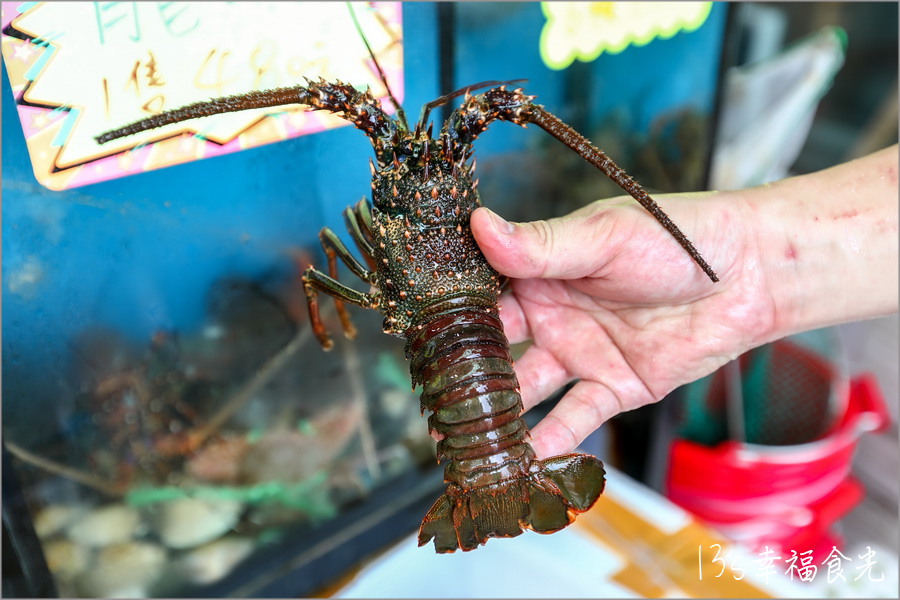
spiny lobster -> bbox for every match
[97,60,718,553]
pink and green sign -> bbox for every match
[1,2,403,190]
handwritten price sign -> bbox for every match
[1,2,403,190]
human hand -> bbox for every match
[469,192,779,460]
[471,145,898,460]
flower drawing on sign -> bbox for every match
[539,1,712,70]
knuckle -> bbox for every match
[546,413,579,451]
[527,219,555,277]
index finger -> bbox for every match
[527,379,624,459]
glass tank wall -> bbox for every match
[1,2,726,597]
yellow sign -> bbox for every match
[1,2,403,190]
[540,2,712,70]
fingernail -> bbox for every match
[485,208,515,235]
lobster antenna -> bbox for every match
[347,2,409,131]
[418,79,527,134]
[95,87,312,145]
[95,87,316,145]
[527,108,720,283]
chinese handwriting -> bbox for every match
[156,2,200,37]
[103,49,169,115]
[754,546,781,585]
[823,546,851,583]
[94,2,200,45]
[855,546,885,582]
[785,549,817,582]
[699,544,885,585]
[94,2,140,45]
[128,50,167,113]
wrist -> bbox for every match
[745,146,899,342]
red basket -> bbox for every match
[666,373,889,560]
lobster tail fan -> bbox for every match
[418,478,530,553]
[523,454,607,534]
[418,493,458,553]
[417,454,606,553]
[539,453,607,511]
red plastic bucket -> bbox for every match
[666,372,889,559]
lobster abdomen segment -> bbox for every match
[407,306,530,487]
[406,300,606,552]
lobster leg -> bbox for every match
[343,198,377,272]
[320,227,377,339]
[320,228,373,283]
[302,268,377,350]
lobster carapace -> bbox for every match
[97,75,717,552]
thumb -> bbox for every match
[470,206,619,280]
